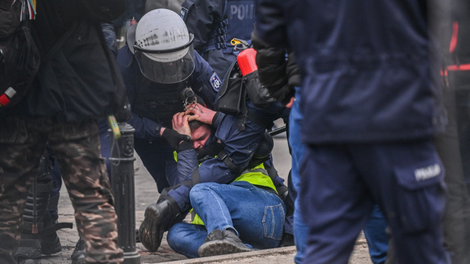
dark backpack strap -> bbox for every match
[217,150,243,174]
[237,82,248,131]
[16,26,40,76]
[39,22,77,65]
[265,165,289,199]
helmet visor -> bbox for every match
[135,45,195,84]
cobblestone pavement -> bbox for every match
[39,134,372,264]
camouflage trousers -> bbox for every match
[0,116,123,264]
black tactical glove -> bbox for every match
[162,129,191,150]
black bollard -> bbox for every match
[109,122,141,264]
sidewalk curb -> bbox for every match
[155,238,369,264]
[159,246,297,264]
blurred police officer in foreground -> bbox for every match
[0,1,127,263]
[256,0,450,263]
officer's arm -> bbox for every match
[255,0,288,48]
[116,47,162,139]
[186,103,217,125]
[128,114,162,139]
[252,28,295,106]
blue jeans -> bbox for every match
[167,181,285,258]
[289,87,309,264]
[364,204,388,264]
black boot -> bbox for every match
[139,195,184,252]
[279,232,295,247]
[198,229,251,257]
[71,238,86,264]
[14,239,42,264]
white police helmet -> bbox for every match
[133,9,195,84]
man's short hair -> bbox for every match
[188,120,206,131]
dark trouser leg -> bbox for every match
[299,145,372,264]
[49,119,123,263]
[385,71,470,264]
[0,117,46,264]
[15,152,63,263]
[134,137,174,192]
[301,142,450,264]
[353,141,450,264]
[45,145,62,223]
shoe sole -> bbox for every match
[198,240,251,257]
[139,205,164,252]
[19,260,41,264]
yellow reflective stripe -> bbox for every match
[241,167,269,175]
[234,163,277,193]
[190,209,205,225]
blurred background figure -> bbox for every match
[180,0,256,80]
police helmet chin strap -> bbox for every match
[126,24,138,54]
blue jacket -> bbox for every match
[116,46,219,139]
[256,0,446,144]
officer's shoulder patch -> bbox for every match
[210,72,221,92]
[180,7,188,20]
